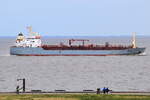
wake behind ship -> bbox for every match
[10,27,145,56]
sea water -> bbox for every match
[0,36,150,92]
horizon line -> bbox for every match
[0,34,150,37]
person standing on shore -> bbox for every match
[105,87,109,94]
[102,87,106,94]
[96,88,101,94]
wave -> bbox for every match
[138,52,147,56]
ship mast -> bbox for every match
[132,32,136,48]
[26,26,33,35]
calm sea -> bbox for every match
[0,36,150,92]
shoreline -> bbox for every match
[1,91,150,95]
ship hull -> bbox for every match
[10,47,145,56]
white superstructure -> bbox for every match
[15,26,42,47]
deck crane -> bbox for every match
[69,39,89,46]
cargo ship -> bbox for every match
[10,27,145,56]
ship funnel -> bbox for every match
[132,32,136,48]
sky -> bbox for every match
[0,0,149,36]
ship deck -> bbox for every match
[42,45,132,50]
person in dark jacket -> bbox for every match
[96,88,100,94]
[105,87,109,94]
[102,87,106,94]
